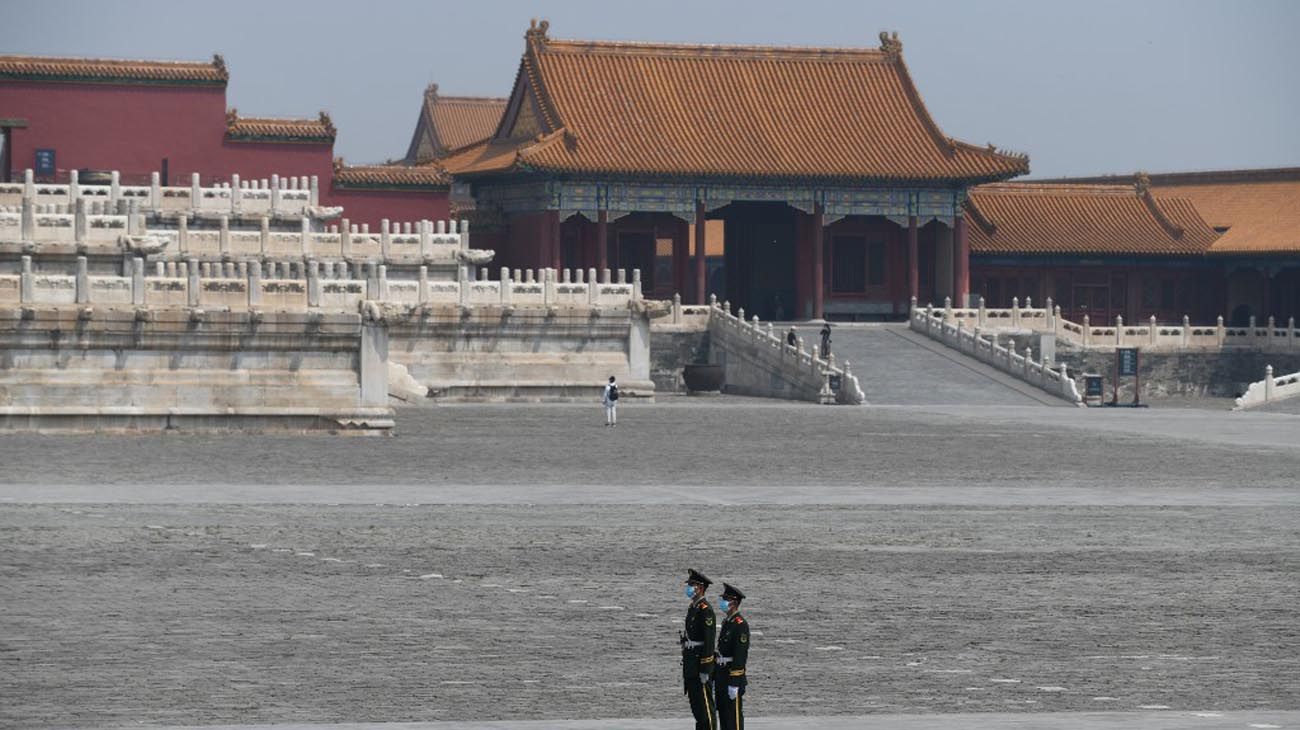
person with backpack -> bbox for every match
[602,375,619,427]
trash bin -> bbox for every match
[1083,374,1104,407]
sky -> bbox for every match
[4,0,1299,178]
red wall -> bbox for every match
[0,81,228,183]
[0,79,449,230]
[325,186,450,229]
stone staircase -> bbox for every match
[793,323,1067,406]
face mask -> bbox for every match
[718,598,731,612]
[685,585,697,599]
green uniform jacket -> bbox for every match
[716,611,750,689]
[681,596,717,680]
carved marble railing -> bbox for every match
[0,256,642,313]
[1234,365,1300,410]
[0,169,321,220]
[911,303,1083,405]
[921,297,1300,352]
[708,297,864,405]
[0,203,486,268]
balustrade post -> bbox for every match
[978,297,987,326]
[131,258,145,306]
[944,296,953,322]
[1082,314,1091,346]
[109,171,120,206]
[76,256,89,304]
[248,261,262,308]
[1183,315,1191,347]
[1115,314,1123,346]
[186,258,200,307]
[673,293,682,324]
[307,260,320,307]
[20,195,34,241]
[503,267,515,305]
[380,219,392,261]
[218,215,230,259]
[1264,364,1275,402]
[587,268,598,305]
[259,216,270,256]
[1268,316,1277,347]
[190,173,201,210]
[270,174,281,214]
[19,256,32,303]
[1012,297,1020,327]
[1045,297,1054,329]
[74,197,86,243]
[1149,315,1158,346]
[1217,315,1225,346]
[68,169,79,201]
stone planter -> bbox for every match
[683,363,724,394]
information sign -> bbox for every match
[34,148,55,176]
[1117,347,1139,377]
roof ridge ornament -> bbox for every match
[212,53,228,80]
[527,18,551,44]
[1134,170,1185,238]
[879,31,902,58]
[225,108,238,126]
[424,83,439,100]
[318,111,336,138]
[1134,170,1151,197]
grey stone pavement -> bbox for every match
[150,710,1300,729]
[3,389,1299,728]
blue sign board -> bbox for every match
[34,148,55,176]
[1117,348,1139,377]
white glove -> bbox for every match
[699,673,709,685]
[728,685,739,700]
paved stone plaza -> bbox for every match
[2,400,1298,729]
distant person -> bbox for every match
[602,375,619,427]
[786,326,798,348]
[819,323,832,359]
[714,582,750,730]
[680,569,717,730]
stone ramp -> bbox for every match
[795,323,1065,406]
[146,711,1300,729]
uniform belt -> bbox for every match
[717,656,732,666]
[683,640,703,648]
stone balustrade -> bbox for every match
[920,297,1300,352]
[0,169,320,220]
[911,303,1083,405]
[0,256,643,313]
[1234,365,1300,410]
[0,202,480,268]
[707,297,864,405]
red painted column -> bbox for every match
[673,218,690,299]
[548,210,561,271]
[953,214,969,307]
[597,209,609,272]
[694,200,707,304]
[908,215,919,306]
[812,202,825,320]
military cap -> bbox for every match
[721,582,745,601]
[685,568,712,587]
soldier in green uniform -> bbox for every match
[680,568,717,730]
[714,582,750,730]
